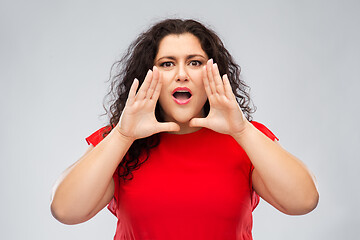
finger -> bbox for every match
[146,66,159,99]
[206,59,216,94]
[223,74,235,100]
[212,63,225,95]
[126,78,139,105]
[189,117,208,128]
[202,65,212,97]
[155,122,180,133]
[152,69,163,101]
[136,69,153,100]
[152,76,162,102]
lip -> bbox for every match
[172,87,192,105]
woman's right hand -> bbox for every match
[116,66,180,141]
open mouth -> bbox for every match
[172,88,192,105]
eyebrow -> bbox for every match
[156,54,207,62]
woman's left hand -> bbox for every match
[189,59,249,136]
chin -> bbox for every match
[159,105,205,124]
[173,110,204,124]
[172,115,193,124]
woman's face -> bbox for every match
[154,33,209,126]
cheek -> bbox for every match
[199,91,208,106]
[158,90,168,108]
[160,71,175,82]
[158,72,171,99]
[190,69,203,80]
[191,71,206,92]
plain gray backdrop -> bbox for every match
[1,0,359,239]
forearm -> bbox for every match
[232,121,318,214]
[51,129,133,222]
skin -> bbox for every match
[154,33,208,134]
[193,59,319,215]
[51,33,318,225]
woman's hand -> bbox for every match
[116,66,180,140]
[190,59,249,136]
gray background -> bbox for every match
[1,0,359,239]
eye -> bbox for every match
[189,60,202,67]
[160,62,174,68]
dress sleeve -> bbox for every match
[250,121,279,141]
[107,170,120,217]
[85,126,119,217]
[249,121,279,210]
[85,126,111,147]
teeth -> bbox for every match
[176,90,189,93]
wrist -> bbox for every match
[230,121,255,143]
[111,126,136,146]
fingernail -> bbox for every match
[209,59,213,64]
[213,63,217,68]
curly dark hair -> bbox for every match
[104,18,255,181]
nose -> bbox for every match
[176,64,189,82]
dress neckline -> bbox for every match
[161,127,208,138]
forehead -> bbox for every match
[156,33,207,58]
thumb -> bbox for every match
[189,118,208,128]
[155,122,180,133]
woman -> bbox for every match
[51,19,319,239]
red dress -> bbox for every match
[86,121,278,240]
